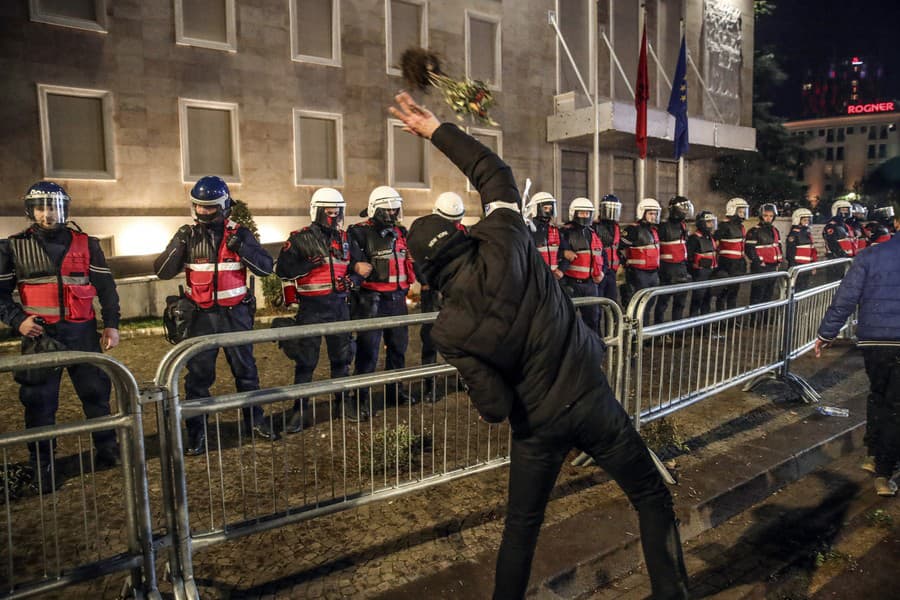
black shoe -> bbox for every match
[184,429,207,456]
[94,446,121,470]
[30,460,62,494]
[284,408,311,434]
[389,388,418,406]
[338,397,369,423]
[247,419,280,441]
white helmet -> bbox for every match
[368,185,403,225]
[433,192,465,220]
[526,191,557,221]
[310,187,346,227]
[637,198,661,223]
[831,199,852,218]
[568,197,595,226]
[725,197,750,219]
[791,208,813,226]
[851,203,868,219]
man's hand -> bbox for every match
[563,250,577,262]
[101,328,120,351]
[355,262,374,278]
[592,272,604,284]
[388,92,441,139]
[814,338,830,357]
[18,315,44,338]
[552,269,564,280]
[225,234,243,255]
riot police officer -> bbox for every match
[526,192,567,280]
[349,186,417,410]
[654,196,694,323]
[848,203,868,252]
[785,208,817,290]
[744,203,783,313]
[686,211,718,316]
[276,188,359,429]
[823,199,856,259]
[592,194,622,304]
[154,176,278,455]
[0,182,121,488]
[560,197,605,333]
[620,198,661,313]
[863,204,894,246]
[714,197,750,311]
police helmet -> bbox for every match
[667,195,695,221]
[758,202,779,220]
[851,203,868,220]
[568,197,594,227]
[791,208,813,226]
[310,187,345,229]
[637,198,661,224]
[433,192,465,221]
[368,185,403,227]
[598,194,622,222]
[831,199,852,218]
[526,191,557,222]
[695,210,717,234]
[872,204,895,225]
[725,197,750,219]
[24,181,70,230]
[191,176,232,223]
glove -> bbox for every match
[175,224,193,245]
[336,275,355,292]
[225,234,243,255]
[310,255,326,266]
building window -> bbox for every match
[880,125,888,139]
[824,183,832,192]
[861,126,867,132]
[868,127,877,140]
[613,156,637,217]
[37,84,115,180]
[175,0,237,52]
[825,147,833,161]
[868,145,876,159]
[466,127,502,191]
[836,146,844,161]
[847,126,855,134]
[560,150,589,218]
[818,129,825,137]
[465,10,501,90]
[178,98,240,182]
[388,119,429,187]
[657,160,678,201]
[826,129,834,143]
[879,144,887,158]
[294,110,343,185]
[290,0,341,66]
[385,0,428,76]
[837,128,845,142]
[29,0,107,32]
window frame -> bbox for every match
[29,0,107,32]
[178,97,242,183]
[465,9,502,91]
[174,0,238,53]
[293,109,345,186]
[37,83,116,180]
[465,126,503,191]
[387,118,430,189]
[290,0,342,66]
[385,0,428,77]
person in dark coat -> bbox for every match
[744,203,783,317]
[686,211,718,316]
[392,92,688,600]
[713,197,749,311]
[592,194,623,304]
[655,196,694,323]
[816,202,900,496]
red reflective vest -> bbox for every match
[534,224,560,271]
[594,221,621,271]
[690,232,718,270]
[837,236,856,257]
[624,224,660,271]
[282,228,350,302]
[872,233,893,245]
[658,221,688,264]
[751,227,783,265]
[16,231,96,324]
[717,224,746,260]
[185,221,248,308]
[562,227,604,280]
[361,226,413,293]
[790,225,818,264]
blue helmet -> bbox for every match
[23,181,70,229]
[190,175,232,223]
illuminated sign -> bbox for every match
[847,102,895,114]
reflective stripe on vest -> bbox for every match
[793,244,817,263]
[626,245,660,270]
[535,225,560,270]
[16,231,96,324]
[184,221,248,308]
[659,240,688,263]
[362,226,411,293]
[291,229,351,297]
[563,234,604,280]
[718,238,744,258]
[596,222,621,271]
[837,236,856,257]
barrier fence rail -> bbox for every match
[0,259,856,598]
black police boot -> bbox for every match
[284,404,312,434]
[421,378,440,404]
[336,393,368,423]
[247,417,280,441]
[184,428,207,456]
[387,384,418,406]
[30,458,62,494]
[94,445,121,470]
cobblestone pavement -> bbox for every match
[0,325,866,599]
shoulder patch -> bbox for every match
[787,236,795,243]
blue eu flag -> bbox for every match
[667,36,689,159]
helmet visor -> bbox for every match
[598,201,621,221]
[315,206,344,228]
[27,196,68,229]
[699,215,717,232]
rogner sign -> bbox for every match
[847,102,895,114]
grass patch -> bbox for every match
[118,316,164,330]
[362,423,432,475]
[640,417,690,455]
[865,508,893,528]
[813,546,857,570]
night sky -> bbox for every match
[755,0,900,118]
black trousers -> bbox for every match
[715,258,746,310]
[184,303,264,435]
[562,276,601,334]
[18,320,116,464]
[624,268,659,321]
[597,268,620,305]
[353,289,409,404]
[292,294,353,409]
[493,381,688,600]
[419,288,439,366]
[689,267,714,316]
[654,262,691,324]
[862,347,900,477]
[748,262,778,305]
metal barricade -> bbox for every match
[153,298,625,597]
[0,351,158,599]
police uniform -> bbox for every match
[686,228,717,316]
[593,219,621,304]
[713,217,746,310]
[863,222,893,247]
[654,219,691,323]
[531,220,565,276]
[0,225,120,468]
[276,222,357,425]
[619,221,660,311]
[154,219,274,447]
[348,219,416,404]
[560,221,604,333]
[785,223,817,290]
[744,220,783,308]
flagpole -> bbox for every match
[677,19,685,196]
[637,5,646,203]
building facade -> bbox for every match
[0,0,755,257]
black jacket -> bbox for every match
[427,124,608,437]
